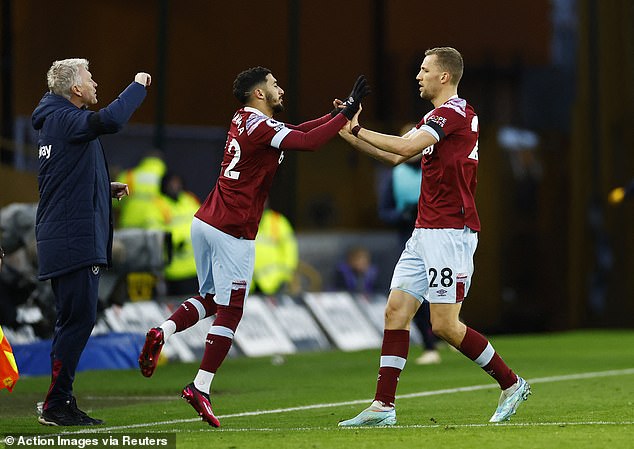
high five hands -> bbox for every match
[331,75,371,120]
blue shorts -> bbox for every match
[390,227,478,304]
[191,217,255,306]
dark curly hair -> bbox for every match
[232,66,272,104]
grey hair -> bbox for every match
[46,58,89,99]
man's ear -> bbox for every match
[253,87,265,100]
[71,84,82,97]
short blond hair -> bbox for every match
[46,58,89,99]
[425,47,463,86]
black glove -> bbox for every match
[339,75,371,120]
[330,75,370,116]
[330,76,364,116]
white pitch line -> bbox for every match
[217,367,634,420]
[397,367,634,401]
[203,421,634,433]
[64,367,634,434]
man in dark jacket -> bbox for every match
[32,58,150,426]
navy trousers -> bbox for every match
[44,265,100,409]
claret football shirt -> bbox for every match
[414,96,481,231]
[195,106,346,239]
[195,107,289,239]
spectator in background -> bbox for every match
[32,58,150,426]
[0,225,55,339]
[334,246,378,295]
[252,202,298,296]
[159,173,201,296]
[377,123,440,365]
[115,152,168,301]
[116,150,166,229]
[377,123,421,246]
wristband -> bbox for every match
[351,125,362,137]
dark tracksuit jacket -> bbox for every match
[32,82,147,280]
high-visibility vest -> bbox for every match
[161,191,200,281]
[117,157,167,229]
[252,209,298,295]
[0,325,19,392]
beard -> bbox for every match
[420,89,433,101]
[266,92,285,113]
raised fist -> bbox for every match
[134,72,152,87]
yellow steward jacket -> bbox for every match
[159,191,200,281]
[116,156,166,229]
[252,209,298,295]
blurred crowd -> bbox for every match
[0,148,394,340]
[3,145,632,344]
[1,151,314,338]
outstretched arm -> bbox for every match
[279,114,348,151]
[339,127,404,166]
[286,97,347,132]
[348,109,437,161]
[340,108,428,166]
[286,114,333,132]
[65,72,151,142]
[279,76,371,151]
[95,72,151,134]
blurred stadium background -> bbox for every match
[0,0,633,375]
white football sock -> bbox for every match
[160,320,177,341]
[194,369,215,395]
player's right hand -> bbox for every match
[330,98,345,117]
[134,72,152,87]
[341,75,371,120]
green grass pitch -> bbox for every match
[1,330,633,449]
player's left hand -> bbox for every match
[111,182,130,200]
